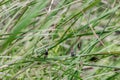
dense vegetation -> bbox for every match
[0,0,120,80]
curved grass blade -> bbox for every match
[0,1,49,52]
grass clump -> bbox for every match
[0,0,120,80]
